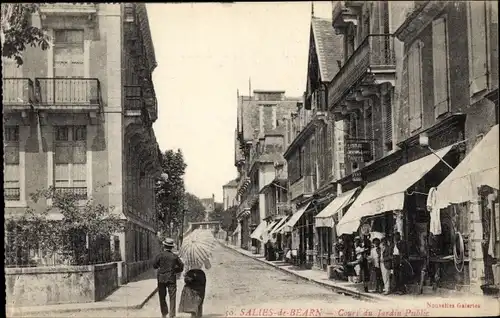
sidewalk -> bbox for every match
[220,241,472,302]
[7,268,158,317]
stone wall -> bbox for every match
[127,259,152,281]
[5,262,118,307]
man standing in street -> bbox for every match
[392,232,408,294]
[380,236,392,295]
[154,238,185,318]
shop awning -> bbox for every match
[314,187,359,228]
[271,216,290,235]
[250,221,267,241]
[337,145,453,235]
[282,202,312,232]
[260,219,279,241]
[232,223,241,235]
[435,124,499,209]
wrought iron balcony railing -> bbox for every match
[35,78,101,108]
[124,85,144,111]
[329,34,396,108]
[4,188,20,201]
[55,187,88,200]
[2,78,36,106]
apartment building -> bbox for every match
[3,3,161,282]
[234,89,301,251]
[222,179,238,210]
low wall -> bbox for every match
[127,259,152,281]
[5,262,118,307]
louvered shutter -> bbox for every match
[408,41,423,132]
[468,1,489,95]
[432,17,450,118]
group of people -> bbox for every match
[347,232,409,295]
[153,238,209,318]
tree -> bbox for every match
[183,192,208,232]
[155,149,187,232]
[5,185,123,266]
[1,4,50,66]
[209,204,238,232]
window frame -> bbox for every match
[52,125,89,201]
[408,40,424,133]
[4,126,23,204]
[432,15,451,119]
[47,28,89,79]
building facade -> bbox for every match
[234,90,301,251]
[222,179,239,210]
[3,3,161,282]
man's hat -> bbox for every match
[162,238,175,248]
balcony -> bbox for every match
[124,85,144,114]
[2,78,36,111]
[39,3,97,15]
[4,188,20,201]
[35,78,101,112]
[55,187,88,200]
[328,34,396,110]
[289,175,315,201]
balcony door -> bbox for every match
[48,29,89,104]
[2,58,25,105]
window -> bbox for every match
[408,40,423,132]
[383,92,393,151]
[54,30,85,78]
[124,4,135,22]
[467,1,489,96]
[4,127,20,201]
[54,126,87,200]
[432,17,450,118]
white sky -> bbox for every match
[148,2,331,202]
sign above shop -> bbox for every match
[345,139,373,162]
[352,171,363,182]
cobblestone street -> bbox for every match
[23,245,364,317]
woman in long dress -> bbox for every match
[179,259,210,318]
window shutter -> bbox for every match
[5,144,19,164]
[432,17,450,118]
[408,41,423,132]
[55,142,73,164]
[468,1,488,95]
[384,93,393,147]
[55,164,70,188]
[73,141,87,164]
[72,163,87,188]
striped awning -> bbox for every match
[269,216,289,236]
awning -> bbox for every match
[435,124,499,209]
[314,187,359,228]
[250,221,267,242]
[233,223,241,235]
[282,202,312,232]
[261,220,279,241]
[337,145,453,235]
[271,216,290,235]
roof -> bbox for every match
[311,17,343,82]
[257,152,286,165]
[223,179,239,188]
[238,95,300,142]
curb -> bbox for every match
[6,286,159,316]
[220,242,385,302]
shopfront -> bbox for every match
[282,202,312,266]
[337,145,464,288]
[314,188,359,270]
[434,124,499,294]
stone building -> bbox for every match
[222,179,239,210]
[234,89,301,251]
[3,3,161,283]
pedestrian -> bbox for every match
[369,238,383,293]
[179,258,210,318]
[153,238,185,318]
[380,236,393,295]
[392,232,408,294]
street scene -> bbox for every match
[2,2,500,318]
[19,245,366,317]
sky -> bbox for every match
[147,2,331,202]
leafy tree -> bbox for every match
[5,185,123,266]
[209,204,238,232]
[1,3,50,66]
[155,149,187,232]
[183,192,208,232]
